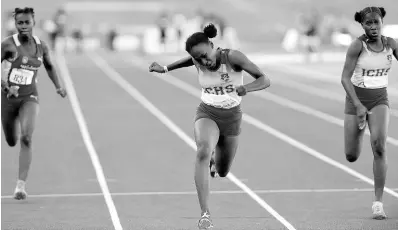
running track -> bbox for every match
[1,50,398,230]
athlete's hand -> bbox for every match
[7,86,19,98]
[56,88,67,98]
[236,85,247,96]
[149,62,165,73]
[356,104,371,130]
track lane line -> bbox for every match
[4,188,397,199]
[56,54,123,230]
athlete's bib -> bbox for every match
[362,69,389,88]
[201,89,240,109]
[9,68,34,85]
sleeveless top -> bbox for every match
[193,48,244,109]
[351,35,393,89]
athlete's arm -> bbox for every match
[1,41,9,62]
[149,56,194,73]
[166,56,194,71]
[1,40,17,62]
[42,40,62,89]
[1,40,13,93]
[228,50,270,94]
[387,37,398,60]
[341,39,363,107]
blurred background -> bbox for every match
[2,2,398,230]
[2,0,398,56]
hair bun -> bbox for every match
[203,24,217,39]
[354,12,362,23]
[379,7,386,17]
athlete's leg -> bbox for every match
[1,99,20,147]
[344,114,366,162]
[194,118,219,222]
[214,135,239,177]
[18,101,39,182]
[367,105,388,210]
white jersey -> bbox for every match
[193,49,244,109]
[351,36,393,89]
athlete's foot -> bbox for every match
[13,180,27,200]
[198,211,213,229]
[209,153,218,178]
[372,201,387,220]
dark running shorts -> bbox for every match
[194,102,242,137]
[345,86,389,115]
[1,92,39,118]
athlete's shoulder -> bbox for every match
[31,35,44,45]
[385,36,397,50]
[1,35,15,47]
[1,36,18,62]
[225,49,247,71]
[226,49,247,63]
[1,36,17,57]
[35,37,50,53]
[346,37,363,57]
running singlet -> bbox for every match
[193,49,244,109]
[351,36,393,89]
[7,34,44,97]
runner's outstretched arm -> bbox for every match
[149,56,194,73]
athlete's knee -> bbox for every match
[216,168,230,177]
[4,130,17,147]
[196,142,213,162]
[215,157,232,178]
[345,154,359,163]
[6,137,17,147]
[20,135,32,147]
[345,146,360,162]
[371,137,386,158]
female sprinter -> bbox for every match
[341,7,397,220]
[1,7,67,200]
[149,24,271,229]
